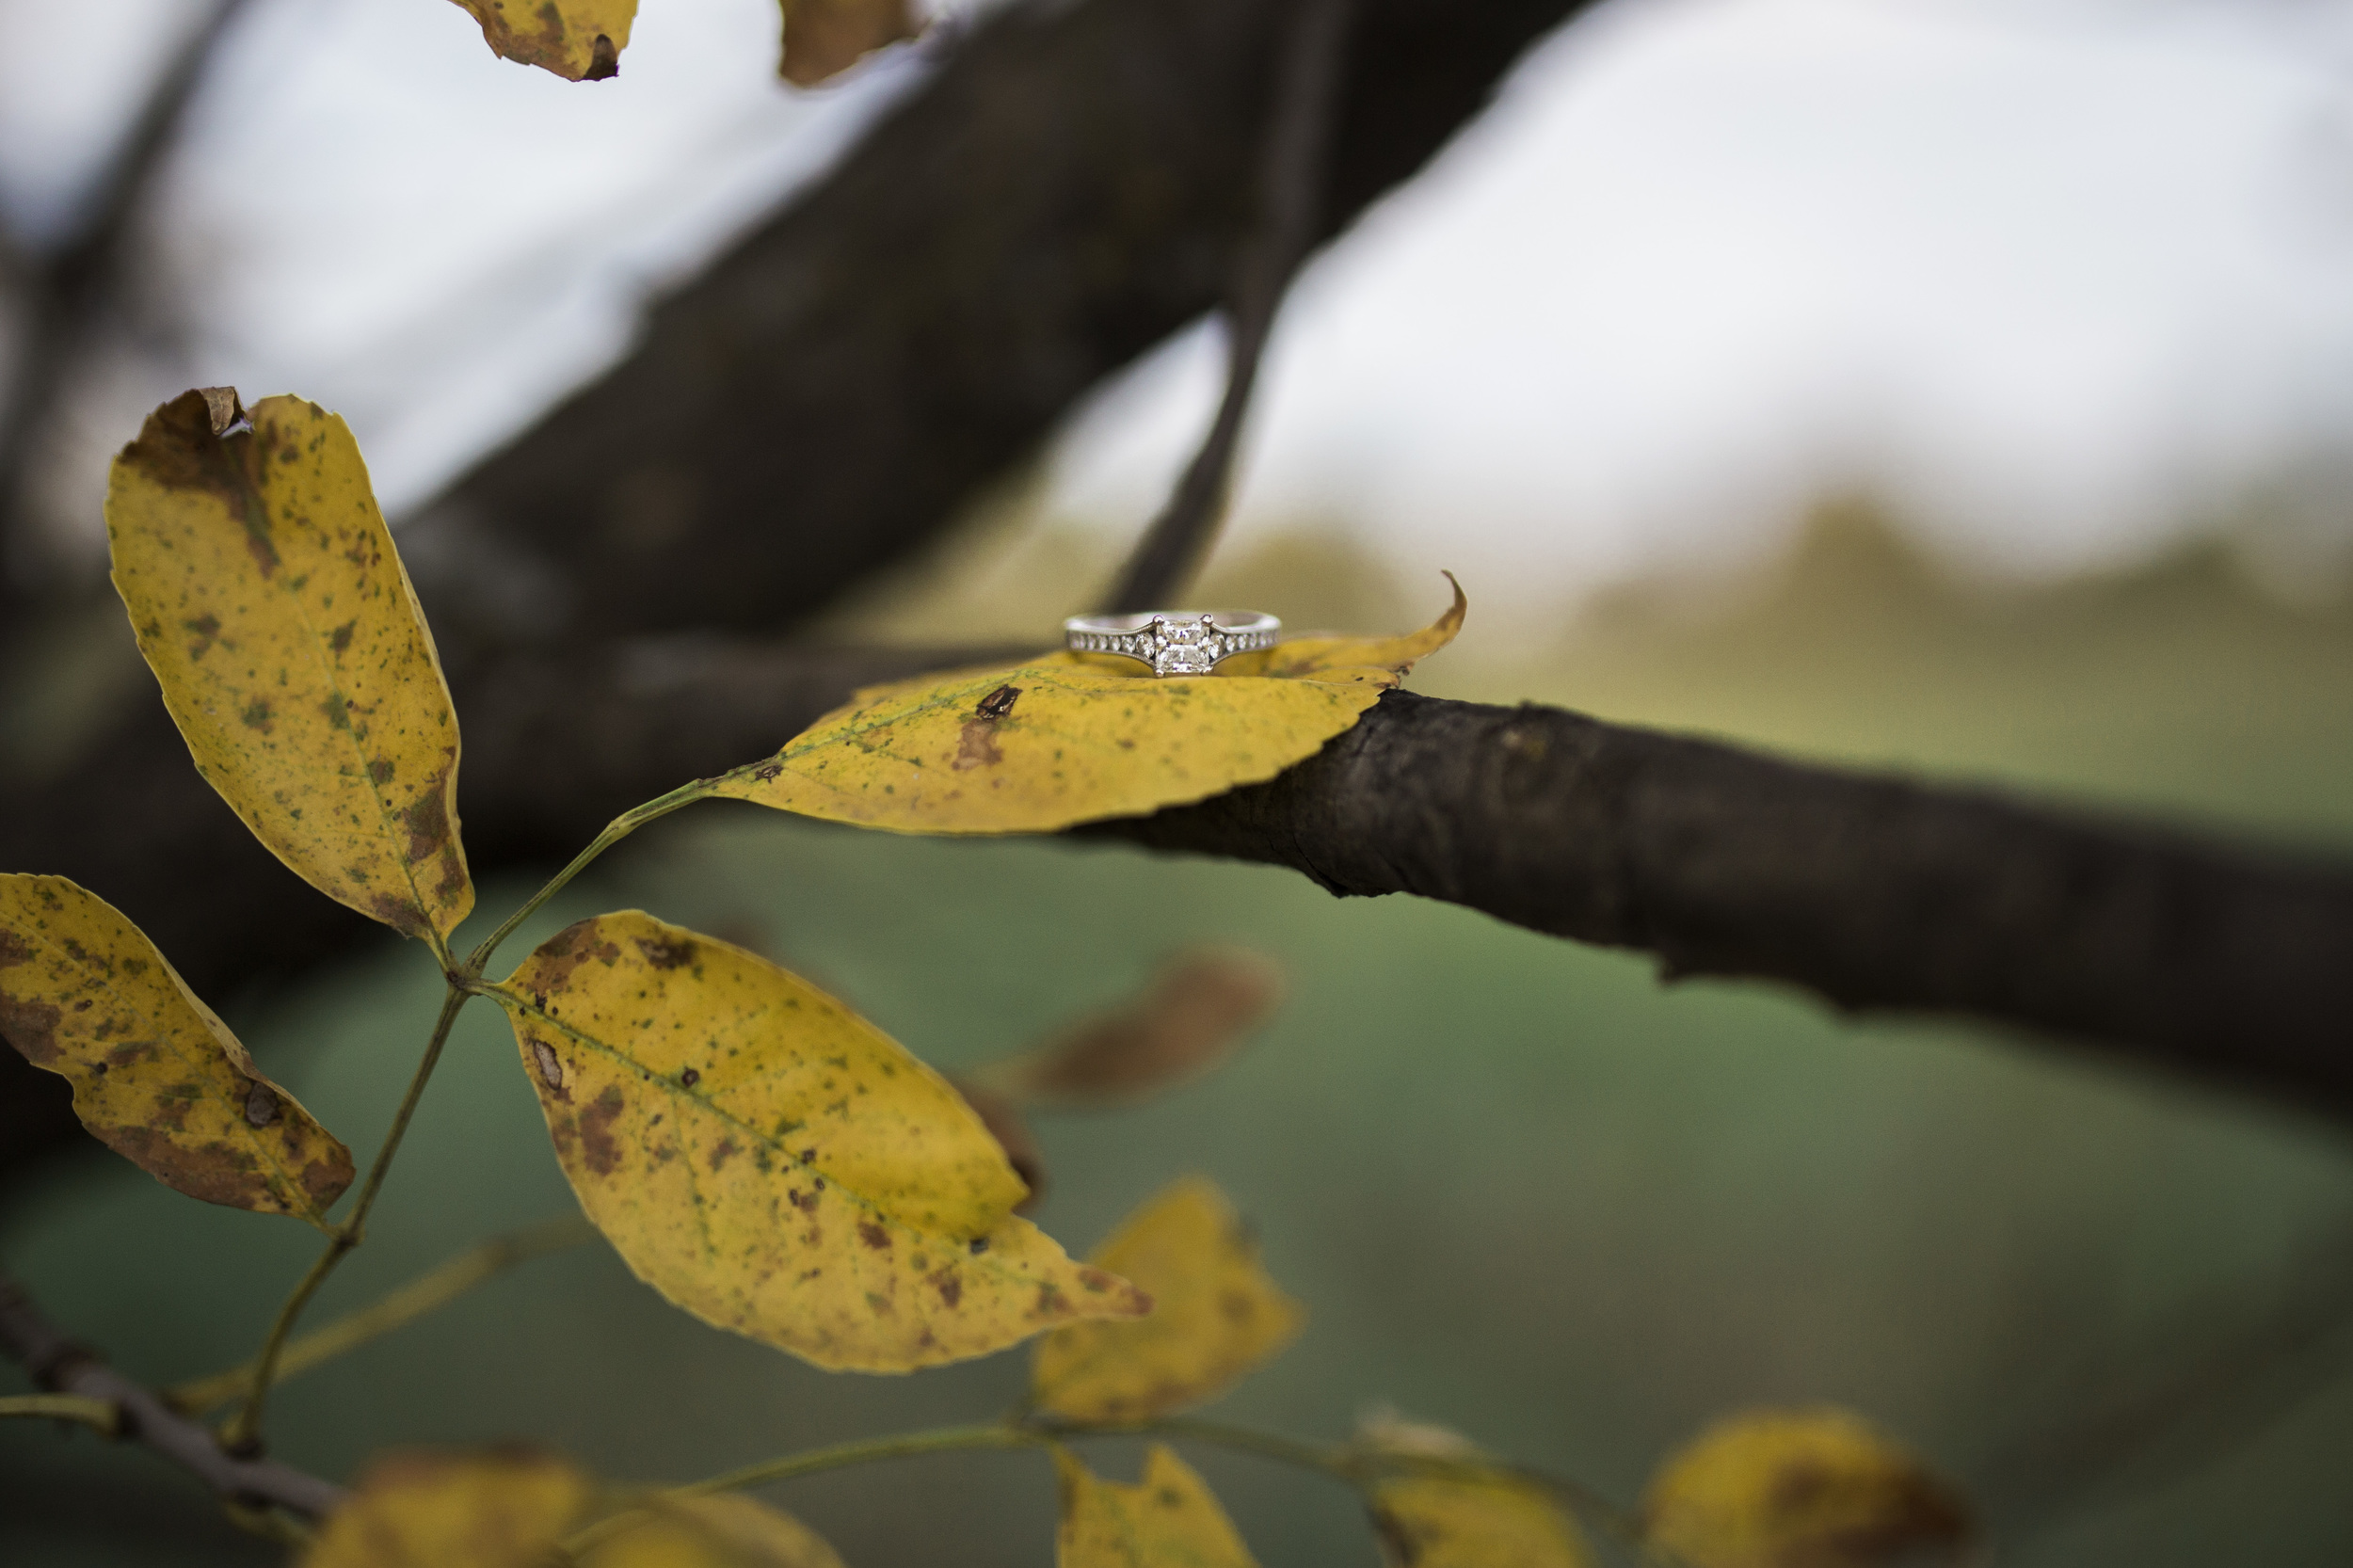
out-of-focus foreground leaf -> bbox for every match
[779,0,918,87]
[0,873,351,1222]
[1032,1176,1302,1422]
[710,588,1466,836]
[449,1,635,80]
[303,1449,593,1568]
[1641,1408,1972,1568]
[105,391,473,946]
[973,948,1284,1108]
[1055,1446,1259,1568]
[584,1493,845,1568]
[492,911,1148,1371]
[1369,1473,1593,1568]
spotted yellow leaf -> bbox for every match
[585,1494,845,1568]
[1218,573,1465,680]
[709,586,1466,835]
[0,874,351,1223]
[492,911,1149,1371]
[1369,1473,1593,1568]
[449,0,635,80]
[106,391,472,948]
[1641,1408,1971,1568]
[1055,1446,1258,1568]
[1032,1176,1302,1422]
[304,1449,593,1568]
[778,0,919,87]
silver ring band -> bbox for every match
[1064,611,1280,677]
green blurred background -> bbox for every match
[5,507,2350,1566]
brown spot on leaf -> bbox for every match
[578,1085,626,1176]
[857,1221,891,1251]
[403,773,454,863]
[183,614,224,661]
[118,392,280,577]
[930,1268,963,1309]
[0,988,63,1065]
[952,718,1003,772]
[708,1137,736,1173]
[239,698,273,733]
[367,758,394,786]
[584,32,618,78]
[634,933,695,970]
[328,619,356,655]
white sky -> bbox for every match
[5,0,2353,602]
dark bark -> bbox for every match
[1085,692,2353,1112]
[407,0,1593,647]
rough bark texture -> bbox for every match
[1087,692,2353,1111]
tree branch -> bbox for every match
[0,1270,346,1523]
[1081,691,2353,1112]
[1099,0,1354,613]
[406,0,1596,648]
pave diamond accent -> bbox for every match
[1064,610,1279,676]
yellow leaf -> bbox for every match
[1032,1176,1302,1423]
[1369,1474,1593,1568]
[492,911,1149,1371]
[1641,1408,1972,1568]
[585,1494,845,1568]
[1216,573,1466,680]
[778,0,919,88]
[1055,1446,1259,1568]
[449,0,636,80]
[975,948,1284,1108]
[105,391,473,948]
[304,1449,593,1568]
[707,588,1465,836]
[0,873,351,1223]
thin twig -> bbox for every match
[225,984,474,1450]
[1098,0,1354,614]
[0,1391,120,1432]
[0,1270,346,1521]
[0,0,254,568]
[168,1213,600,1417]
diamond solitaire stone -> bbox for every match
[1148,616,1220,676]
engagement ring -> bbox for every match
[1064,611,1281,677]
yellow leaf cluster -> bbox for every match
[304,1450,595,1568]
[778,0,920,88]
[448,0,636,80]
[1055,1446,1259,1568]
[0,873,351,1223]
[1641,1408,1971,1568]
[105,391,473,948]
[492,911,1148,1371]
[1369,1474,1593,1568]
[710,580,1466,836]
[1032,1176,1302,1422]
